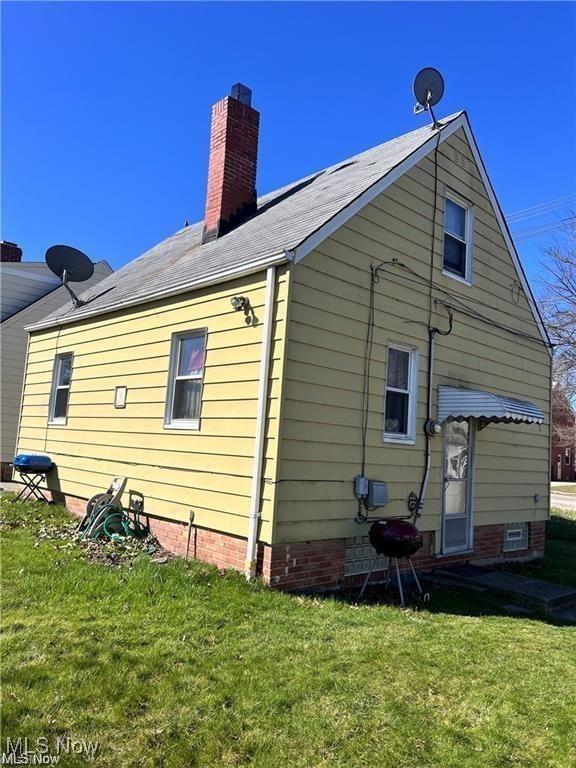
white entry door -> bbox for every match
[442,419,474,554]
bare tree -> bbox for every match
[539,218,576,443]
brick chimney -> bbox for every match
[202,84,259,243]
[1,241,23,262]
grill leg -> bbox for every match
[12,473,50,504]
[408,558,423,596]
[359,560,375,600]
[394,558,405,607]
[384,558,392,588]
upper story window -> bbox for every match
[384,344,418,443]
[49,353,73,425]
[443,194,474,283]
[164,330,206,430]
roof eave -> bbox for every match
[25,250,291,332]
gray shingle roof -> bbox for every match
[32,113,463,329]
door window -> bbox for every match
[442,419,473,553]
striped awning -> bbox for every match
[437,386,544,425]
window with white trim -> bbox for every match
[443,194,473,282]
[164,330,206,429]
[384,344,418,442]
[565,447,571,465]
[49,353,73,424]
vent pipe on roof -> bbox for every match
[1,241,23,263]
[202,83,260,244]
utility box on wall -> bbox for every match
[367,481,388,508]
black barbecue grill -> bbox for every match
[11,454,54,503]
[359,519,426,605]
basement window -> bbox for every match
[164,330,206,430]
[48,353,73,425]
[503,523,528,552]
[443,193,474,283]
[345,536,388,576]
[384,344,418,444]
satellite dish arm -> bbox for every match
[414,89,441,130]
[61,268,86,308]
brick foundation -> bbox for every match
[40,487,546,591]
[0,462,13,483]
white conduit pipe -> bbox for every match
[417,329,436,517]
[245,265,276,580]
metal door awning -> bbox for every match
[437,386,544,425]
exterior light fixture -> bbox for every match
[230,295,248,311]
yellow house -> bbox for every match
[16,84,551,589]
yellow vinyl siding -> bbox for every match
[1,262,111,464]
[17,268,289,543]
[275,128,550,546]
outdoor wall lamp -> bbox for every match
[230,295,248,311]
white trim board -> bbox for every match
[291,111,550,353]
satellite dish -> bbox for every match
[413,67,445,129]
[45,244,94,307]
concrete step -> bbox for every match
[431,564,576,614]
[552,606,576,623]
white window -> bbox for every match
[49,353,73,425]
[443,193,474,283]
[164,330,206,429]
[565,447,571,465]
[384,344,418,443]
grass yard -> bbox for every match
[505,508,576,589]
[2,499,576,768]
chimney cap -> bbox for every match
[1,240,23,263]
[230,83,252,107]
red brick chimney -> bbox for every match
[202,84,259,243]
[1,241,23,262]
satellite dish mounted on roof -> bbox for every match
[413,67,445,129]
[45,245,94,308]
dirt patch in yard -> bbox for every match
[1,497,173,568]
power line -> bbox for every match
[513,218,575,242]
[506,194,575,223]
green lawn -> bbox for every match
[505,508,576,589]
[1,499,576,768]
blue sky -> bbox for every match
[2,1,575,286]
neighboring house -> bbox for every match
[551,385,575,482]
[16,84,551,590]
[1,242,112,480]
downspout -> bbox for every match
[416,328,437,518]
[245,265,276,579]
